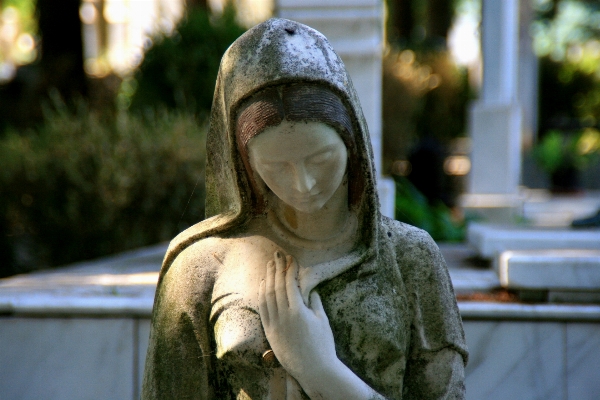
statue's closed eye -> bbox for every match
[308,150,333,164]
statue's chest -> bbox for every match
[319,265,411,386]
[210,243,410,370]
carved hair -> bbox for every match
[235,83,363,213]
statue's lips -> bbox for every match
[289,191,322,204]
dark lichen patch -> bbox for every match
[315,260,410,398]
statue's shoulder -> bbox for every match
[380,215,438,251]
[160,235,228,282]
[379,215,446,274]
[166,228,282,276]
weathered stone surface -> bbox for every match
[142,18,467,399]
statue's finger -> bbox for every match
[285,256,303,309]
[274,251,289,312]
[265,260,277,317]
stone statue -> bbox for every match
[142,18,468,399]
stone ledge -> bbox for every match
[2,242,599,320]
[0,293,155,317]
[449,269,499,294]
[459,301,600,322]
[497,249,600,290]
[0,244,164,317]
[468,222,600,258]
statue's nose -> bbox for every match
[292,163,316,193]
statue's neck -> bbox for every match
[272,180,350,242]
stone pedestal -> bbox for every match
[468,103,522,195]
[276,0,396,218]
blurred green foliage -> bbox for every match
[532,0,600,65]
[0,4,248,276]
[533,128,600,174]
[121,5,246,116]
[534,2,600,134]
[539,56,600,132]
[0,106,206,277]
[0,0,36,35]
[394,177,465,242]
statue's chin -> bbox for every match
[291,203,324,214]
[284,196,328,214]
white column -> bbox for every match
[276,0,396,218]
[465,0,523,219]
[480,0,519,105]
[518,0,538,149]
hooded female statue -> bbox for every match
[142,18,468,399]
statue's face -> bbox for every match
[248,121,348,213]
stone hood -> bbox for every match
[160,18,381,277]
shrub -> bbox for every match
[0,107,206,277]
[533,128,600,173]
[394,177,464,242]
[121,5,246,116]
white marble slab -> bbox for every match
[468,222,600,258]
[458,302,600,321]
[449,269,500,294]
[0,317,135,400]
[464,321,566,400]
[0,244,164,316]
[497,249,600,290]
[566,323,600,399]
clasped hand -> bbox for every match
[258,251,382,400]
[258,251,337,384]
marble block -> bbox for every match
[0,317,135,400]
[468,222,600,258]
[567,323,600,399]
[463,321,566,400]
[449,269,500,294]
[497,250,600,290]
